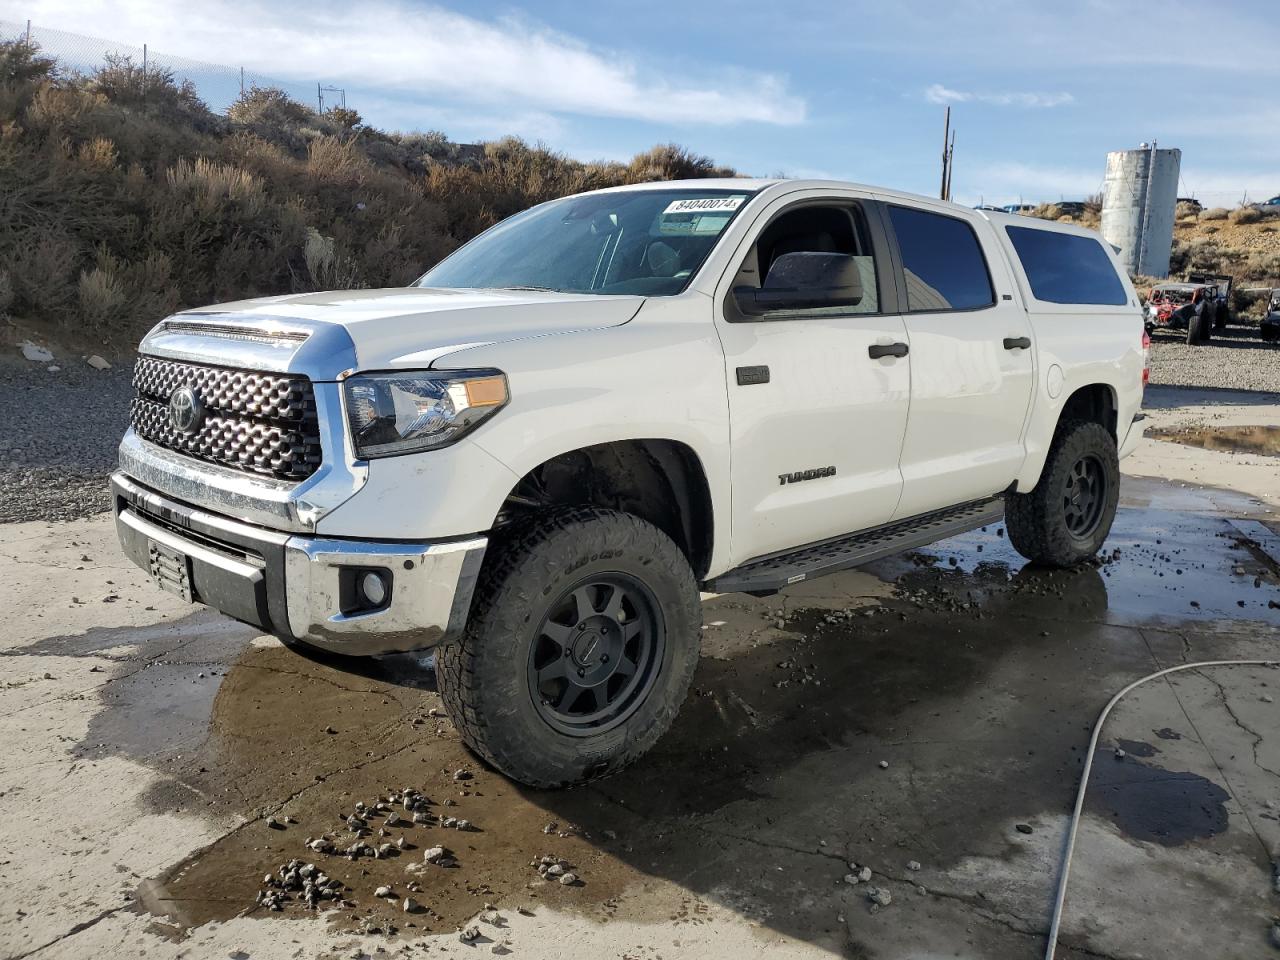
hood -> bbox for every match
[176,287,645,371]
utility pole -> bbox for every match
[318,82,323,114]
[940,106,950,200]
[945,128,956,201]
[240,66,245,96]
[25,19,31,44]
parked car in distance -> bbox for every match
[1145,281,1216,343]
[1185,272,1233,329]
[1258,196,1280,208]
[1177,197,1203,213]
[1261,289,1280,342]
[974,204,1003,212]
[1002,203,1036,214]
[1048,201,1088,218]
[110,178,1146,787]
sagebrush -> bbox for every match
[0,39,738,345]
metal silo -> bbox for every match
[1101,144,1181,278]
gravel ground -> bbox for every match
[1148,323,1280,393]
[0,357,134,523]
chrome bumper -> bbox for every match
[111,472,487,656]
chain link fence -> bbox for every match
[0,18,338,114]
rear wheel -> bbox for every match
[1187,309,1209,344]
[1006,420,1119,568]
[1214,302,1229,330]
[436,506,701,788]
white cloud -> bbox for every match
[958,161,1102,207]
[23,0,805,126]
[925,83,1073,109]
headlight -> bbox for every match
[343,369,508,459]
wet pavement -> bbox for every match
[4,396,1280,959]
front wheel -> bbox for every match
[1006,420,1120,568]
[436,506,702,788]
[1187,309,1209,344]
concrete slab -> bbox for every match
[3,385,1279,960]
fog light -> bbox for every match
[360,571,388,607]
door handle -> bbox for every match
[1003,336,1031,350]
[868,342,909,359]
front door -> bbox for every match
[878,201,1035,519]
[713,193,912,566]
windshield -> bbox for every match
[417,188,756,296]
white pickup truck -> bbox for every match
[112,179,1147,786]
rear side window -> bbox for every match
[1005,226,1127,306]
[888,205,994,311]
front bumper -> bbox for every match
[111,472,487,656]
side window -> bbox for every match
[888,205,995,312]
[729,203,881,319]
[1004,226,1127,306]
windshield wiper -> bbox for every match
[496,285,558,292]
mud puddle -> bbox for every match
[126,505,1278,948]
[1148,424,1280,458]
[1090,746,1231,846]
[871,508,1280,625]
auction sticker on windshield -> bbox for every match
[663,196,746,214]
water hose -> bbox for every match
[1044,659,1280,959]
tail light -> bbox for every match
[1141,329,1150,385]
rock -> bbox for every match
[375,885,393,898]
[47,365,60,372]
[423,845,448,864]
[325,725,337,734]
[878,760,889,769]
[906,860,921,872]
[453,769,472,781]
[1015,823,1033,835]
[481,909,503,925]
[86,355,111,370]
[543,821,558,834]
[545,863,565,877]
[843,873,860,885]
[1263,695,1275,704]
[20,341,53,362]
[558,872,579,886]
[266,816,282,830]
[460,925,481,943]
[403,897,421,913]
[1114,748,1126,760]
[857,866,872,883]
[868,887,892,907]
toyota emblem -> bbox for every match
[169,385,205,434]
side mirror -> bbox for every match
[734,251,864,316]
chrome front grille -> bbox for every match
[130,357,322,480]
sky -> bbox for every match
[11,0,1280,207]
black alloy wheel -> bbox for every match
[1062,453,1106,539]
[527,573,664,737]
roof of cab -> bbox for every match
[597,178,1099,236]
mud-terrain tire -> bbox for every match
[1214,303,1229,330]
[436,506,701,788]
[1187,309,1209,344]
[1006,420,1119,568]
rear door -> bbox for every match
[879,200,1035,519]
[712,190,911,564]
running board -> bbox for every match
[705,496,1006,596]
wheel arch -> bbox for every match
[1015,381,1121,494]
[497,438,715,580]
